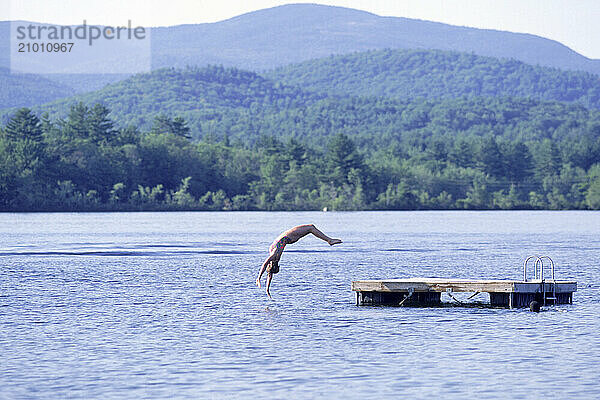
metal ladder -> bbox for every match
[523,255,557,306]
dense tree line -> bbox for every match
[2,103,600,211]
[268,49,600,109]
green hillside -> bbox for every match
[0,68,76,109]
[2,64,600,211]
[20,66,325,132]
[8,64,598,148]
[267,49,600,109]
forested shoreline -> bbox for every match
[2,101,600,211]
[3,57,600,212]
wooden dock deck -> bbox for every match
[351,278,577,308]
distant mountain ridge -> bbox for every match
[149,4,600,74]
[1,3,599,109]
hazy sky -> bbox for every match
[4,0,599,59]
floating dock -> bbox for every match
[352,278,577,308]
[351,256,577,309]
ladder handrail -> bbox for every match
[534,257,543,281]
[534,256,555,281]
[538,256,555,281]
[523,255,540,282]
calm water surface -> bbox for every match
[1,211,599,399]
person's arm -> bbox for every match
[265,272,273,299]
[256,253,276,287]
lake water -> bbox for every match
[1,211,599,399]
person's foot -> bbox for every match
[328,238,342,246]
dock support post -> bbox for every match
[490,293,509,307]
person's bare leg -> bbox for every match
[309,225,342,245]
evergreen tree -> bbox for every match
[62,102,90,140]
[478,136,504,178]
[448,138,475,168]
[4,108,43,143]
[503,141,533,182]
[151,114,191,139]
[3,108,45,172]
[88,104,116,144]
[327,133,364,185]
[533,139,561,180]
